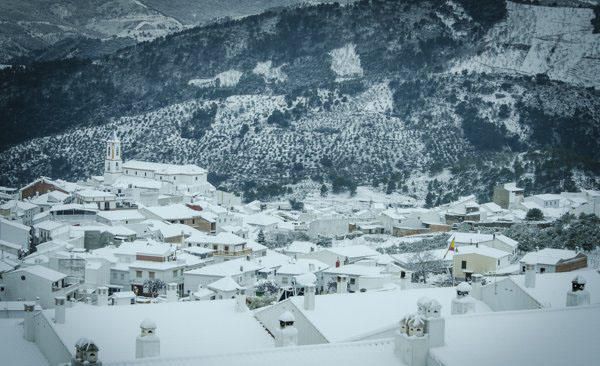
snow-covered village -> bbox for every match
[2,0,600,365]
[0,131,598,366]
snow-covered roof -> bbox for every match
[207,276,242,292]
[510,269,600,308]
[502,182,523,192]
[96,210,145,221]
[185,257,261,277]
[533,194,561,201]
[392,248,454,264]
[114,240,175,257]
[276,259,328,275]
[326,245,379,259]
[16,265,66,282]
[187,232,246,246]
[0,217,30,231]
[123,160,207,175]
[256,286,489,343]
[285,241,318,254]
[142,204,202,220]
[454,245,511,259]
[324,264,386,277]
[44,300,273,363]
[34,220,67,231]
[75,190,115,199]
[430,304,600,366]
[0,319,49,366]
[520,248,578,266]
[0,200,38,211]
[245,213,282,227]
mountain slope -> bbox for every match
[0,0,599,202]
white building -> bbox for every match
[0,217,30,254]
[2,265,78,308]
[452,245,511,280]
[519,248,587,274]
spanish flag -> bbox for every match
[443,237,455,259]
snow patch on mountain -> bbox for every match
[253,61,288,83]
[451,2,600,88]
[189,69,243,88]
[329,43,363,81]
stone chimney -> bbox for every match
[336,275,348,294]
[524,264,536,288]
[471,274,483,300]
[23,302,37,342]
[136,319,160,359]
[451,282,476,315]
[96,286,108,306]
[275,311,298,347]
[395,298,445,366]
[166,283,178,302]
[235,292,248,312]
[566,275,590,307]
[72,338,101,365]
[304,283,316,311]
[55,296,66,324]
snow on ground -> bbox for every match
[189,69,243,88]
[252,60,287,83]
[451,2,600,88]
[329,43,363,81]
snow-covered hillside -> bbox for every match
[452,1,600,88]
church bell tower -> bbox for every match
[104,131,123,185]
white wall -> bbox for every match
[480,278,541,311]
[0,218,30,248]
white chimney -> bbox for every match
[54,296,66,324]
[471,274,483,300]
[166,283,178,302]
[136,319,160,359]
[304,284,316,311]
[235,292,248,312]
[336,275,348,294]
[97,286,108,306]
[275,311,298,347]
[23,303,37,342]
[524,264,536,288]
[395,298,446,366]
[451,282,476,315]
[73,338,100,366]
[566,275,590,307]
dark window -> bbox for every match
[540,267,546,273]
[461,260,467,269]
[21,275,26,281]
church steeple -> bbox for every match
[104,131,123,184]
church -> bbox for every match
[101,132,216,198]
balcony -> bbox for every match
[213,248,252,257]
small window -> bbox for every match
[461,260,467,270]
[540,267,546,274]
[350,278,356,285]
[149,272,155,279]
[498,259,500,265]
[120,273,124,280]
[136,271,142,278]
[173,270,178,278]
[21,275,26,281]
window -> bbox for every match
[224,245,229,252]
[540,267,546,274]
[112,272,117,279]
[350,278,356,285]
[149,272,155,279]
[461,260,467,270]
[173,270,178,278]
[120,273,124,280]
[136,271,142,278]
[498,259,500,265]
[522,266,526,272]
[21,275,26,281]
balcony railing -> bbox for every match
[213,248,252,257]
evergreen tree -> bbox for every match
[386,180,396,194]
[320,184,328,197]
[257,229,266,244]
[525,208,544,221]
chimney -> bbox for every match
[471,274,483,300]
[136,319,160,359]
[566,275,590,307]
[336,275,348,294]
[166,283,178,302]
[97,287,108,306]
[23,302,37,342]
[275,311,298,347]
[395,298,445,366]
[451,282,476,315]
[235,292,248,312]
[54,296,66,324]
[304,284,316,311]
[73,338,101,366]
[524,264,536,288]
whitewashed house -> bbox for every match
[2,265,78,308]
